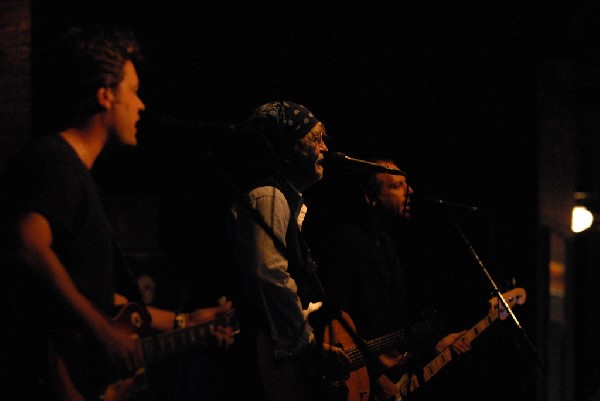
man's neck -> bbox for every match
[59,125,108,170]
[373,209,409,234]
[286,171,315,193]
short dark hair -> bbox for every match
[45,26,142,130]
[364,157,396,198]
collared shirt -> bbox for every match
[229,185,314,358]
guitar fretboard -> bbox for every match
[395,288,525,400]
[141,324,213,364]
[139,310,236,366]
[398,313,496,396]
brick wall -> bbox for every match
[0,0,31,172]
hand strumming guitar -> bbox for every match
[373,331,471,400]
[320,343,352,382]
[379,350,410,369]
[95,318,143,373]
[375,350,410,398]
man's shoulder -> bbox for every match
[233,186,289,217]
[247,185,285,198]
[244,186,289,208]
[331,223,370,242]
[3,136,81,187]
[10,135,76,170]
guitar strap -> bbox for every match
[234,179,386,390]
[298,234,390,384]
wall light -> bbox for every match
[572,192,599,233]
[572,206,594,233]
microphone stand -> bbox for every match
[453,222,546,373]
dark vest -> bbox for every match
[254,178,318,307]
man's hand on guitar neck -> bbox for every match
[434,330,472,355]
[178,299,236,349]
[185,300,233,326]
[166,299,236,349]
[209,325,236,349]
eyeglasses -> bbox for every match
[308,130,327,145]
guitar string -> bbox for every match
[398,308,501,395]
[138,310,236,366]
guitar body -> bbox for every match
[52,347,141,401]
[323,311,371,401]
[52,303,237,401]
[52,303,152,401]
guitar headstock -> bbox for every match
[488,288,526,320]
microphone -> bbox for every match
[329,152,407,176]
[429,198,480,213]
[411,194,481,213]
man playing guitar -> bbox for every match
[0,26,233,401]
[313,158,472,400]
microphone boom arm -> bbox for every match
[331,152,407,176]
[453,222,545,373]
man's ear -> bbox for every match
[96,87,114,110]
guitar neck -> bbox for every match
[397,310,498,396]
[345,330,409,371]
[139,311,234,365]
[392,288,526,400]
[345,318,435,371]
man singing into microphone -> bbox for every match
[311,158,472,401]
[224,101,350,401]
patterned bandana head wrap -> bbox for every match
[249,100,319,140]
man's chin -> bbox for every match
[315,165,324,179]
[109,130,138,147]
[391,209,411,221]
[126,131,138,146]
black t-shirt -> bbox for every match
[1,134,116,313]
[0,134,122,399]
[319,223,411,340]
[315,216,444,362]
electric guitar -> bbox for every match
[323,310,439,401]
[325,288,526,401]
[53,303,239,401]
[394,287,526,400]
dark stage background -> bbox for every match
[23,1,600,400]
